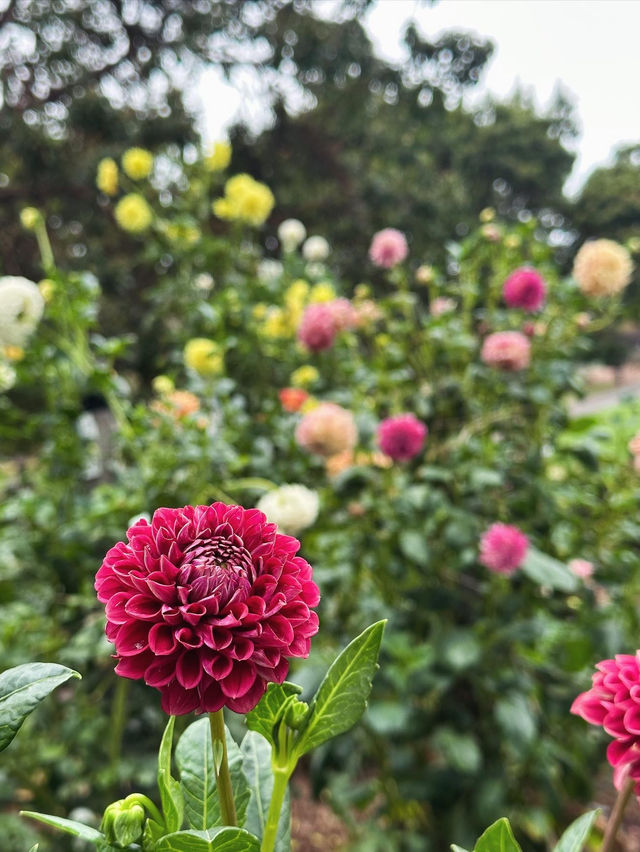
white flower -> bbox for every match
[257,259,284,283]
[257,484,319,535]
[0,362,16,392]
[302,236,330,262]
[278,218,306,252]
[194,273,214,292]
[0,276,44,346]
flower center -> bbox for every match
[178,535,253,606]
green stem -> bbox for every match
[34,219,55,274]
[260,765,292,852]
[109,678,129,774]
[209,710,237,827]
[601,776,634,852]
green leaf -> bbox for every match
[158,715,184,833]
[474,818,522,851]
[294,621,386,757]
[245,682,302,748]
[176,718,250,831]
[399,530,430,566]
[155,827,260,851]
[241,731,290,851]
[521,548,578,593]
[553,810,600,852]
[21,811,103,842]
[0,663,81,751]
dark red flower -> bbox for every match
[95,503,320,715]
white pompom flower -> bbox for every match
[278,219,307,252]
[0,276,45,346]
[257,484,320,536]
[302,236,330,262]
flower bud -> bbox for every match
[101,796,146,847]
[285,699,309,729]
[20,207,41,230]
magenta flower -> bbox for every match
[481,331,531,371]
[503,267,547,312]
[377,413,427,461]
[572,654,640,796]
[95,503,320,716]
[297,304,337,351]
[479,523,529,575]
[369,228,408,268]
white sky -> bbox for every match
[198,0,640,196]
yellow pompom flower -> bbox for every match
[309,282,336,303]
[285,279,310,306]
[300,396,320,414]
[204,141,232,172]
[291,365,319,388]
[121,148,154,180]
[252,303,268,321]
[213,174,274,226]
[96,158,119,196]
[261,308,290,339]
[114,194,153,233]
[184,338,223,376]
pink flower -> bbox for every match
[95,503,320,715]
[481,331,531,371]
[327,298,358,331]
[479,523,529,575]
[377,414,427,461]
[297,304,337,351]
[572,654,640,797]
[502,267,547,311]
[369,228,408,268]
[569,558,594,579]
[430,297,455,317]
[295,402,358,457]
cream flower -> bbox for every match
[0,276,45,346]
[573,239,633,298]
[257,485,319,535]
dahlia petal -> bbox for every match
[181,603,207,625]
[176,627,203,649]
[145,657,178,687]
[608,738,640,768]
[161,682,201,716]
[220,661,257,699]
[262,616,295,647]
[148,623,178,655]
[624,705,640,736]
[229,637,254,661]
[200,626,233,650]
[176,651,203,690]
[146,577,178,604]
[203,654,233,679]
[115,621,150,656]
[105,591,133,625]
[225,677,267,714]
[161,605,182,625]
[199,678,226,713]
[125,594,163,620]
[115,651,153,679]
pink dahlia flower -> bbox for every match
[479,523,529,575]
[295,402,357,457]
[297,304,337,351]
[377,414,427,461]
[502,267,547,312]
[369,228,408,268]
[481,331,531,371]
[572,654,640,796]
[95,503,320,715]
[569,558,594,579]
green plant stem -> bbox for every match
[34,219,55,273]
[109,677,129,775]
[260,765,292,852]
[602,776,634,852]
[209,710,237,827]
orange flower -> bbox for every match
[279,387,309,413]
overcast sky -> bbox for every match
[199,0,640,196]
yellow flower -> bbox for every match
[184,338,223,376]
[285,279,310,307]
[252,303,268,320]
[291,365,319,387]
[164,223,201,245]
[375,333,391,348]
[300,396,319,414]
[152,375,175,396]
[20,207,41,230]
[38,278,55,302]
[309,282,336,303]
[96,158,118,196]
[573,238,633,298]
[3,345,24,361]
[213,174,274,227]
[504,234,522,250]
[204,141,232,172]
[114,194,153,233]
[479,207,495,223]
[121,148,154,180]
[261,308,290,339]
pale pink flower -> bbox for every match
[431,297,456,317]
[297,304,337,351]
[327,298,358,331]
[481,331,531,371]
[295,403,358,457]
[369,228,408,268]
[569,559,594,579]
